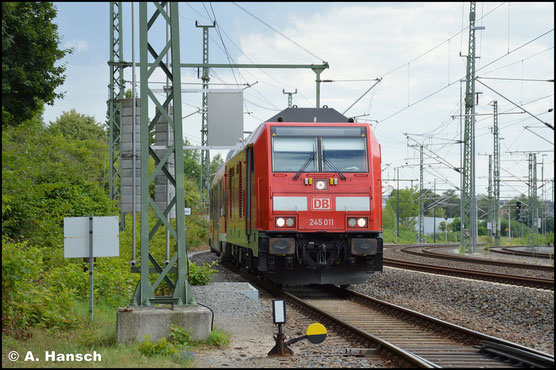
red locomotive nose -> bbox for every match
[208,107,383,286]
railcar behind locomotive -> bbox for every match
[209,107,383,286]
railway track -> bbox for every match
[217,255,553,368]
[283,285,554,368]
[382,245,553,290]
[383,258,554,290]
[404,245,554,272]
[491,246,554,260]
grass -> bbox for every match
[2,300,228,368]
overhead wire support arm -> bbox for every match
[138,62,329,108]
[523,126,554,145]
[475,78,554,130]
[342,78,382,115]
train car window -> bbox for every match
[322,137,367,172]
[272,137,317,172]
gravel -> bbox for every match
[190,248,554,368]
[190,251,387,368]
[351,267,554,355]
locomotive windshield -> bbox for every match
[272,137,317,172]
[271,126,368,173]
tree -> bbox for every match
[385,187,419,230]
[183,138,201,186]
[451,217,461,232]
[2,2,72,126]
[209,153,224,184]
[48,109,106,141]
[441,189,460,218]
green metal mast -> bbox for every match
[492,101,501,247]
[488,154,493,237]
[419,145,424,243]
[462,1,476,253]
[527,153,538,248]
[197,21,215,209]
[108,2,125,229]
[131,2,194,306]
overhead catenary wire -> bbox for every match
[476,79,554,130]
[376,27,554,125]
[231,2,326,63]
[184,3,316,110]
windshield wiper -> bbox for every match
[322,154,346,181]
[292,152,315,181]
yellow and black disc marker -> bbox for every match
[306,323,327,344]
[277,322,327,356]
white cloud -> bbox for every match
[64,40,89,52]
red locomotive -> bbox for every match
[209,107,383,286]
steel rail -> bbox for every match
[383,258,554,290]
[285,285,554,368]
[492,247,554,259]
[342,287,554,368]
[400,245,554,272]
[215,253,553,367]
[282,290,439,368]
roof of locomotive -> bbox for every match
[224,107,363,162]
[215,107,374,187]
[266,107,351,123]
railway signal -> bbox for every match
[515,201,522,221]
[268,299,327,356]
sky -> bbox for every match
[46,2,554,207]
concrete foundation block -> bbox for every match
[116,305,212,343]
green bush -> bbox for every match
[168,325,194,346]
[48,256,137,309]
[205,328,231,348]
[137,335,178,357]
[2,236,78,337]
[137,330,196,366]
[188,260,218,285]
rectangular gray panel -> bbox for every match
[64,216,119,258]
[273,196,308,211]
[335,196,370,211]
[208,91,244,146]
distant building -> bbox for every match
[412,216,455,235]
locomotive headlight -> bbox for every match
[286,217,295,227]
[348,217,368,228]
[276,217,285,227]
[315,180,328,190]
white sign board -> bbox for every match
[207,91,244,146]
[64,216,119,258]
[184,207,191,216]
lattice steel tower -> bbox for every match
[492,101,501,246]
[419,145,424,243]
[130,2,195,306]
[197,21,215,209]
[528,153,538,248]
[461,1,477,253]
[108,2,126,229]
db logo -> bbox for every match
[312,198,331,210]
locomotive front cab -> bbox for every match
[260,123,383,284]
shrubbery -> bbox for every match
[2,236,78,337]
[2,111,214,338]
